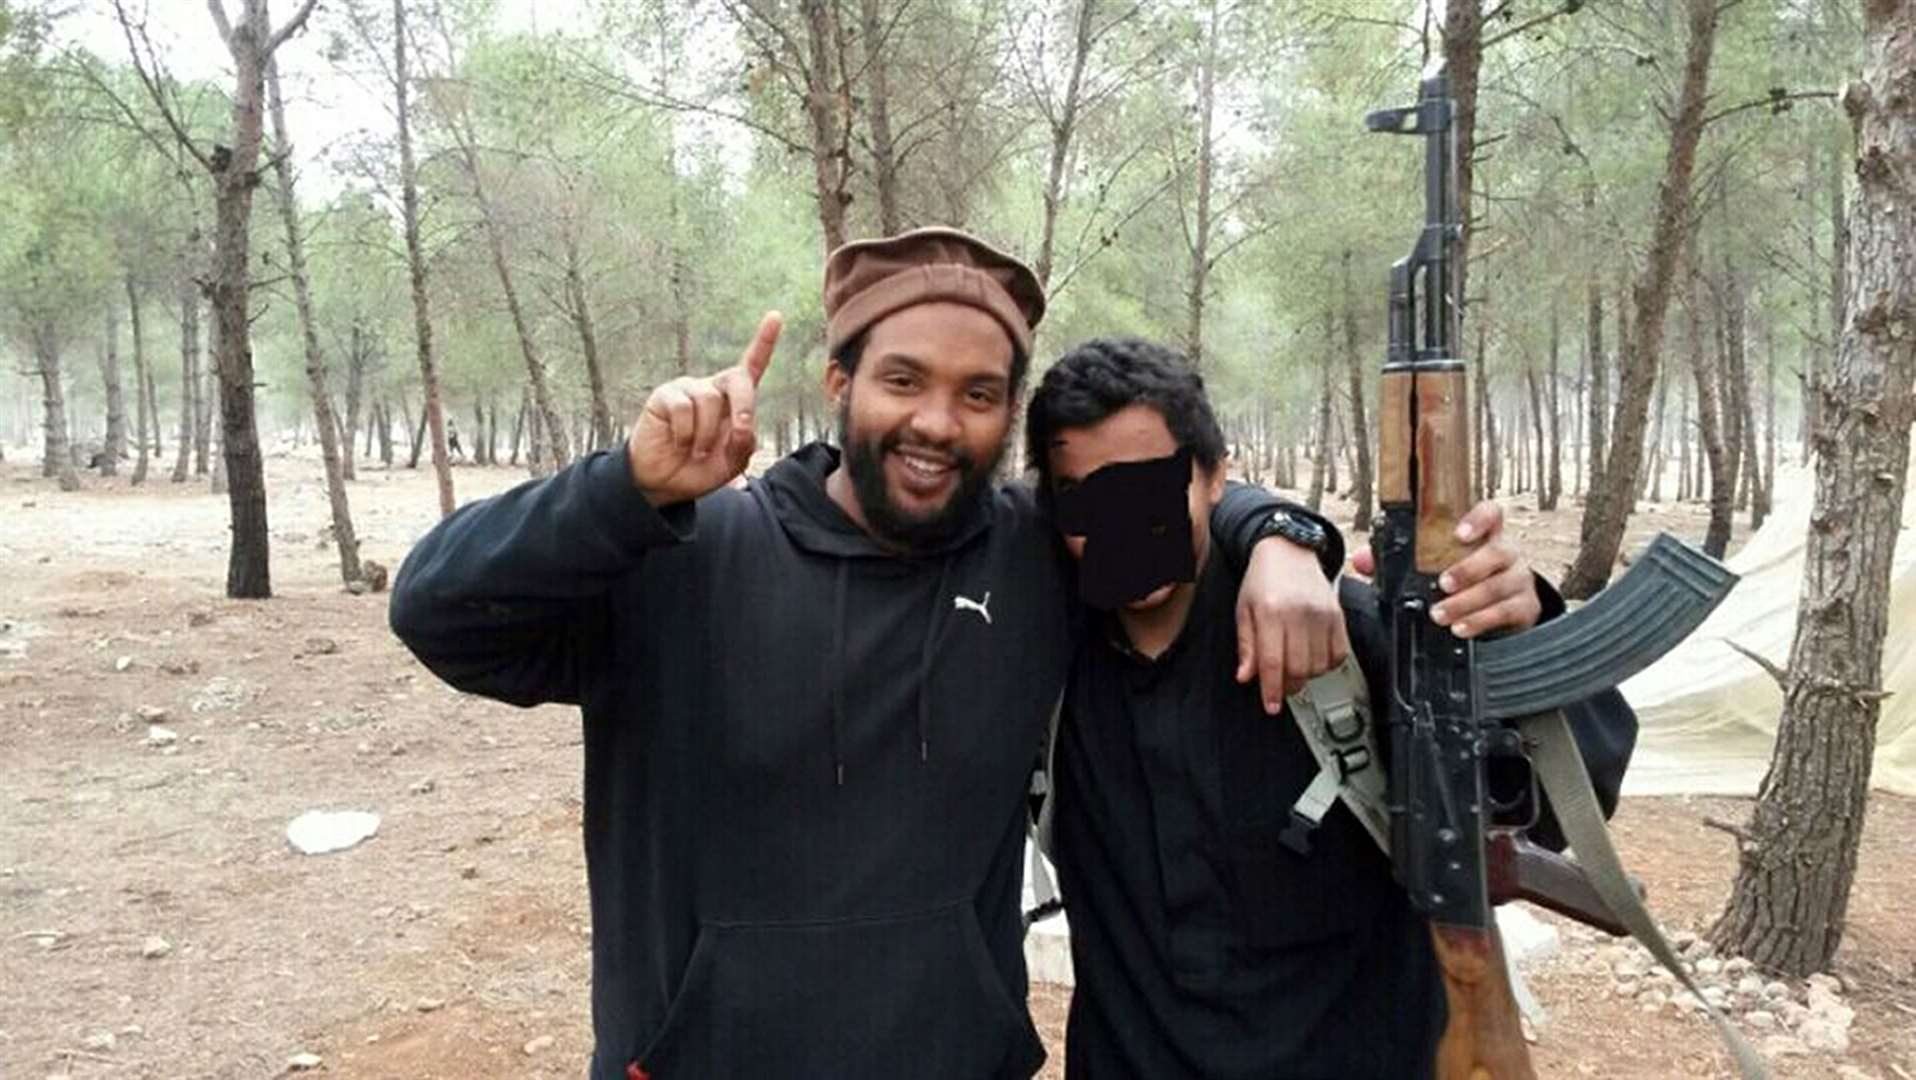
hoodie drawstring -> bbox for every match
[829,555,957,786]
[832,561,849,786]
[915,557,956,764]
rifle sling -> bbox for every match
[1523,709,1769,1079]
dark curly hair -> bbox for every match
[1024,337,1226,493]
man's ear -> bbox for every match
[1202,455,1227,503]
[823,361,849,408]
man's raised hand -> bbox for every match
[628,312,781,506]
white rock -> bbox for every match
[415,998,444,1013]
[1779,1001,1811,1028]
[1494,907,1555,965]
[1760,1035,1810,1058]
[1723,957,1754,978]
[287,1051,323,1070]
[137,705,169,724]
[1613,978,1641,998]
[1702,986,1729,1009]
[1736,974,1766,998]
[1637,989,1667,1009]
[523,1035,555,1055]
[81,1032,115,1052]
[141,935,172,959]
[145,726,178,746]
[1763,980,1790,1001]
[1798,1018,1851,1054]
[1696,957,1723,977]
[1806,972,1843,996]
[286,810,380,855]
[1744,1010,1778,1031]
[114,655,133,672]
[1808,985,1848,1014]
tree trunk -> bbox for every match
[801,0,851,252]
[342,323,366,482]
[1572,334,1585,496]
[99,306,126,476]
[510,389,527,466]
[1307,313,1333,511]
[444,114,569,474]
[1713,4,1915,973]
[394,0,455,516]
[127,276,152,485]
[1033,0,1099,288]
[267,56,362,587]
[193,300,212,478]
[1717,264,1748,516]
[1342,248,1374,530]
[1441,0,1484,315]
[172,278,197,484]
[1678,378,1694,502]
[1560,0,1719,598]
[1183,0,1221,371]
[565,240,615,451]
[1544,297,1562,510]
[376,399,393,466]
[1476,323,1496,500]
[32,321,81,491]
[405,394,428,469]
[1526,360,1545,508]
[1688,264,1734,559]
[1761,305,1777,523]
[1586,280,1607,496]
[857,0,901,234]
[1647,366,1671,503]
[197,0,309,597]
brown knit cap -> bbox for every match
[823,226,1046,356]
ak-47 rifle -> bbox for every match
[1364,71,1765,1079]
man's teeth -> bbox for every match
[897,452,952,477]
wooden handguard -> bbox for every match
[1413,368,1473,575]
[1430,922,1537,1080]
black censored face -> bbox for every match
[1053,448,1197,610]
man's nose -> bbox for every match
[908,394,963,444]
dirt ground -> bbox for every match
[2,449,1910,1079]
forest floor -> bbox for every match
[2,448,1911,1080]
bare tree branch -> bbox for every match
[111,0,214,171]
[268,0,322,53]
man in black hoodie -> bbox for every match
[389,229,1351,1079]
[1025,338,1637,1078]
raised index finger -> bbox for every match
[740,311,783,386]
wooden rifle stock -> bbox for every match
[1430,922,1537,1080]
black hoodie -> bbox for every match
[389,442,1317,1079]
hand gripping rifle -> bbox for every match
[1365,70,1766,1079]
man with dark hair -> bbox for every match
[1027,337,1637,1078]
[389,231,1354,1079]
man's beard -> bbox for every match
[838,397,1004,550]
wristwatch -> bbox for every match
[1257,508,1330,556]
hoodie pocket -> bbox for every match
[634,902,1044,1079]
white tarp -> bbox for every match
[1621,465,1916,797]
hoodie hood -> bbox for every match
[759,441,994,560]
